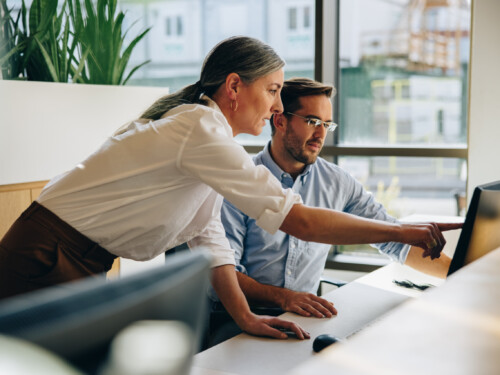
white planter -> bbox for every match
[0,80,168,185]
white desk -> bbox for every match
[191,261,445,375]
[192,248,500,375]
[291,247,500,375]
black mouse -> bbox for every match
[312,334,340,352]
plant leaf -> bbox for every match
[122,59,150,86]
[71,46,89,83]
[33,35,59,81]
[117,27,150,83]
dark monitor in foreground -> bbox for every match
[0,250,211,373]
[448,180,500,276]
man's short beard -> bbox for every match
[283,127,319,165]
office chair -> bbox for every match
[317,276,347,296]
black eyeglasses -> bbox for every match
[286,112,337,132]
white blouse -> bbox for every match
[37,97,301,267]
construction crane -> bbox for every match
[361,0,470,74]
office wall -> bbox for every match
[0,81,167,185]
[467,0,500,198]
[0,81,169,275]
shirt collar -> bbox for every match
[261,142,313,182]
[202,94,220,112]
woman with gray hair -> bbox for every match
[0,36,459,339]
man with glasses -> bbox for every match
[207,78,451,345]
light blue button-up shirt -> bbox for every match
[220,142,409,296]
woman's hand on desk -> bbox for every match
[238,313,310,340]
[211,265,310,340]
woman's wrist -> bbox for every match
[232,309,258,331]
[393,222,405,243]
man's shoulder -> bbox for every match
[314,156,350,177]
[252,151,265,165]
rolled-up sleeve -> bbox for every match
[178,109,302,235]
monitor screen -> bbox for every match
[0,250,211,373]
[448,180,500,276]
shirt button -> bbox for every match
[290,242,295,249]
[287,269,292,275]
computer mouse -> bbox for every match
[312,334,340,352]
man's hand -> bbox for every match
[279,289,337,318]
[235,271,337,318]
[237,312,310,340]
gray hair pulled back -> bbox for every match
[141,36,285,120]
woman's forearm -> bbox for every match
[280,204,403,244]
[211,265,254,327]
[210,264,310,340]
[279,204,461,260]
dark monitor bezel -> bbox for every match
[447,180,500,276]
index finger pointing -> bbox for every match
[436,223,463,231]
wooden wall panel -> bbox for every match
[0,180,121,278]
[31,187,44,201]
[107,259,121,279]
[0,189,32,238]
[0,181,48,238]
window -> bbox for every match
[165,16,183,37]
[164,15,183,37]
[165,18,171,36]
[119,0,315,98]
[176,15,183,36]
[289,7,298,30]
[287,5,313,32]
[323,0,470,264]
[304,6,311,28]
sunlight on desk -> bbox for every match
[290,248,500,375]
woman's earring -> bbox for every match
[231,100,238,112]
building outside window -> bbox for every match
[120,0,315,93]
[329,0,470,264]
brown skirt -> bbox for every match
[0,201,116,300]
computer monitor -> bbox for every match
[448,180,500,276]
[0,250,211,373]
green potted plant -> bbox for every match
[22,0,82,82]
[69,0,151,85]
[0,0,150,84]
[0,0,165,191]
[0,0,24,79]
[1,0,83,82]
